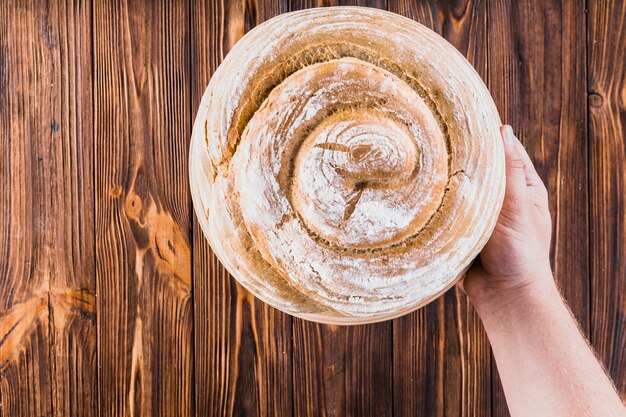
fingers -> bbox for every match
[516,140,549,203]
[500,125,549,204]
[512,137,543,189]
[501,125,528,209]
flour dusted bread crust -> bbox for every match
[189,6,505,324]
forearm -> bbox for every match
[473,275,625,417]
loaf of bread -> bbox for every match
[189,6,505,324]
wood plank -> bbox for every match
[386,2,492,416]
[486,1,589,415]
[588,0,626,400]
[292,322,392,417]
[93,1,194,415]
[0,0,96,416]
[190,1,294,416]
[285,2,393,416]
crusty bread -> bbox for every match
[189,6,505,324]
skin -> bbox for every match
[461,125,626,417]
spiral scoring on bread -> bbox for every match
[238,57,450,253]
[190,7,505,324]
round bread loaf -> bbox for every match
[189,6,505,324]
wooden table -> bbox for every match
[1,0,624,416]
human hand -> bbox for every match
[462,125,554,312]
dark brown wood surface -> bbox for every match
[588,0,626,399]
[93,1,194,416]
[1,0,624,416]
[1,1,96,416]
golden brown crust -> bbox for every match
[189,6,505,324]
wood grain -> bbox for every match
[386,2,492,416]
[588,0,626,400]
[292,322,392,417]
[486,1,589,414]
[93,1,193,416]
[0,1,96,416]
[190,0,294,416]
[1,0,624,415]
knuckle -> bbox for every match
[507,157,525,170]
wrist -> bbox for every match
[469,269,560,326]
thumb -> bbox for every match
[501,125,527,211]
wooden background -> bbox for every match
[1,0,624,415]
